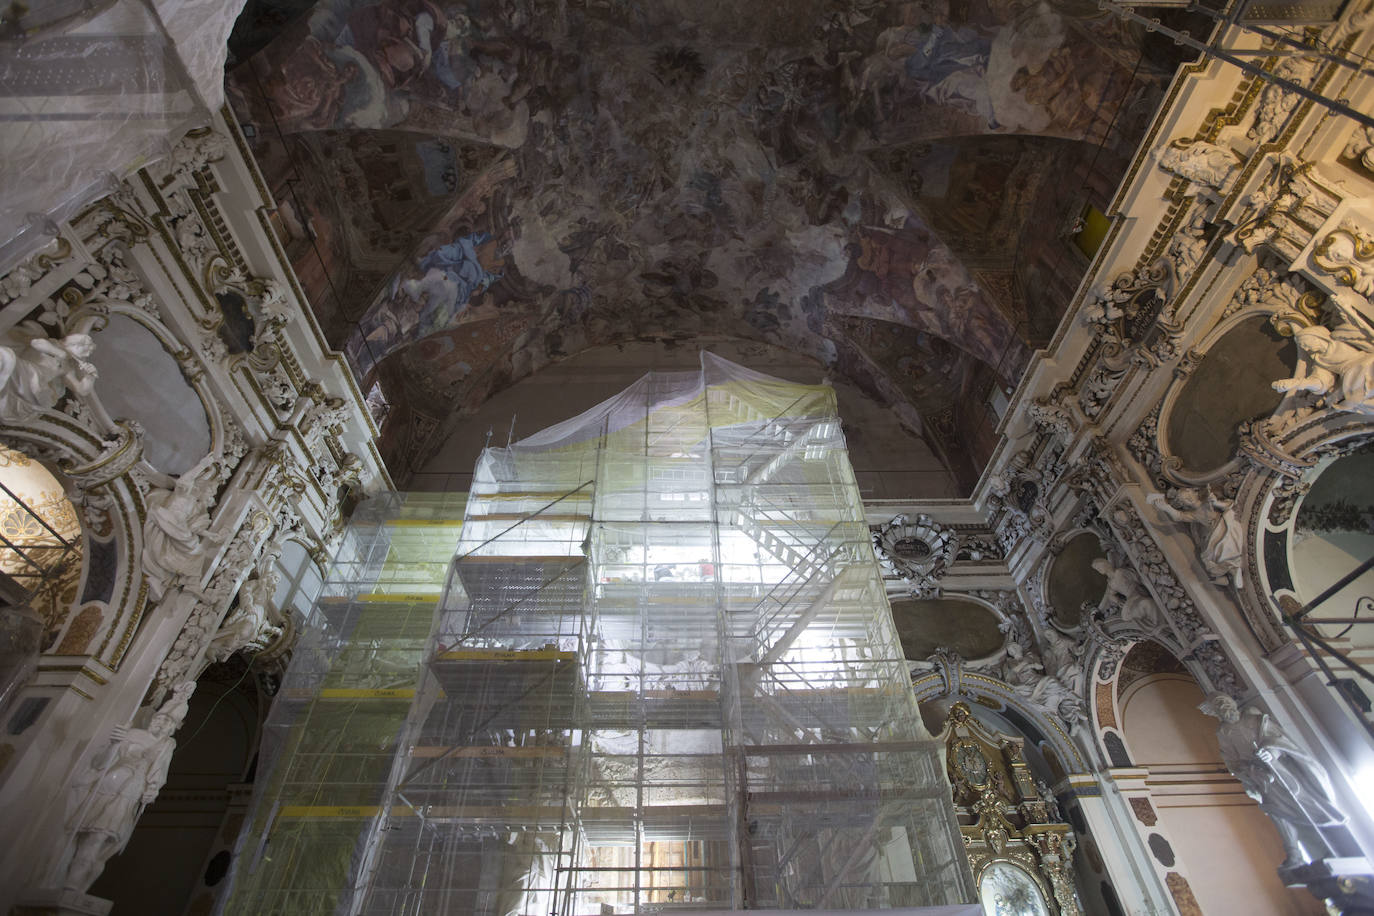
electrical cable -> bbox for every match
[178,660,255,748]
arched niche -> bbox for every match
[1105,641,1323,916]
[87,313,212,475]
[1268,442,1374,651]
[1045,532,1108,629]
[0,444,84,653]
[891,595,1004,662]
[1163,316,1296,477]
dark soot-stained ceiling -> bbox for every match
[226,0,1198,485]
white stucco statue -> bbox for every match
[0,322,98,423]
[1000,640,1085,731]
[63,681,195,892]
[1146,488,1245,588]
[1039,626,1085,696]
[1158,140,1239,194]
[142,455,224,600]
[1199,694,1345,868]
[1273,324,1374,416]
[1090,557,1162,631]
[206,564,283,663]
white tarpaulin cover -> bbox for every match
[0,0,244,271]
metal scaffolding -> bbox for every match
[222,353,974,915]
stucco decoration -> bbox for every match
[205,551,285,664]
[872,513,958,596]
[1273,323,1374,416]
[1157,139,1240,198]
[141,455,225,601]
[1089,557,1164,634]
[1345,125,1374,173]
[1311,223,1374,296]
[996,637,1086,732]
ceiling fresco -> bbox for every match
[226,0,1197,482]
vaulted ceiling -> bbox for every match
[225,0,1202,487]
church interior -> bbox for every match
[2,0,1374,913]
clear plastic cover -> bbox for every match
[221,353,974,915]
[0,0,238,270]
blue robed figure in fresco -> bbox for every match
[348,230,502,378]
[902,24,996,127]
[402,231,503,329]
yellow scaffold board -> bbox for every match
[385,519,465,527]
[355,591,442,603]
[276,688,417,700]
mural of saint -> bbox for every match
[350,229,505,379]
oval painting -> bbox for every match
[1165,316,1295,474]
[891,596,1004,662]
[1046,532,1108,628]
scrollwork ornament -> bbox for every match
[0,236,73,308]
[872,513,958,591]
[1105,499,1243,696]
[59,420,146,490]
[1312,222,1374,295]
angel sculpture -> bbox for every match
[1147,488,1245,588]
[0,323,98,423]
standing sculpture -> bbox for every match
[1199,694,1346,868]
[63,681,195,892]
[1147,488,1245,588]
[142,455,223,600]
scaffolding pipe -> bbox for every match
[757,572,846,667]
[1098,0,1374,131]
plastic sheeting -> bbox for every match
[0,0,242,271]
[220,353,976,915]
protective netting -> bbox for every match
[0,0,239,271]
[219,492,468,916]
[221,353,974,914]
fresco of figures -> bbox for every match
[227,0,1185,471]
